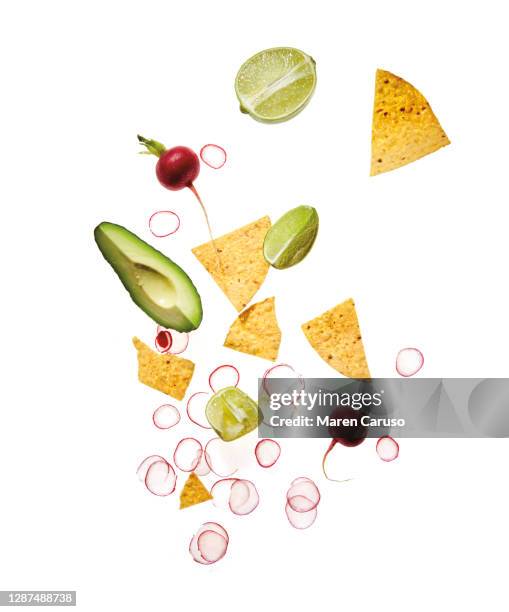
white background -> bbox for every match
[1,1,508,610]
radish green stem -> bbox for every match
[137,134,167,157]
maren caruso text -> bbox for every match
[269,415,406,428]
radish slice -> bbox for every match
[136,455,166,481]
[396,347,424,377]
[376,436,400,462]
[262,363,304,396]
[255,439,281,468]
[209,365,240,393]
[229,479,259,515]
[200,144,227,170]
[194,451,211,477]
[197,530,228,562]
[152,404,180,429]
[211,478,238,510]
[291,476,313,486]
[186,392,211,429]
[167,330,189,354]
[287,479,320,512]
[204,438,239,477]
[173,438,203,472]
[156,326,189,355]
[149,210,180,238]
[155,330,173,353]
[228,479,250,507]
[285,501,317,529]
[144,459,177,496]
[189,522,229,565]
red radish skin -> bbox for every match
[376,436,400,462]
[155,146,200,190]
[189,523,229,565]
[209,365,240,393]
[173,438,203,472]
[229,479,259,516]
[155,330,172,353]
[200,144,227,169]
[285,501,317,530]
[255,439,281,468]
[286,479,320,512]
[197,530,228,563]
[152,404,180,429]
[144,459,177,497]
[148,210,180,237]
[396,347,424,377]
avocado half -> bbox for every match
[94,222,203,332]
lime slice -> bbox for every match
[235,47,317,123]
[206,387,260,442]
[263,205,319,269]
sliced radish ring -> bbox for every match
[209,365,240,393]
[189,522,229,565]
[186,392,211,429]
[396,347,424,377]
[156,327,189,355]
[194,451,211,477]
[173,438,203,472]
[197,530,228,562]
[211,478,238,510]
[229,479,259,516]
[155,330,173,353]
[136,455,166,481]
[149,210,180,238]
[285,501,317,529]
[376,436,400,462]
[152,404,180,429]
[200,144,227,170]
[255,439,281,468]
[144,458,177,496]
[287,479,320,512]
[204,438,239,477]
[262,363,304,396]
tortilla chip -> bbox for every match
[224,297,281,361]
[179,473,213,509]
[192,217,271,311]
[132,337,194,400]
[371,69,450,176]
[301,298,371,378]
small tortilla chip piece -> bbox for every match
[371,69,450,176]
[179,473,213,509]
[192,217,271,311]
[301,298,371,378]
[224,297,281,361]
[132,337,194,400]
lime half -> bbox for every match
[235,47,317,123]
[263,205,319,269]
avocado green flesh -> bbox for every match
[94,222,202,332]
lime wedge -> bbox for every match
[206,387,260,442]
[235,47,317,123]
[263,205,319,269]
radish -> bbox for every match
[152,404,180,429]
[138,135,217,250]
[173,437,203,472]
